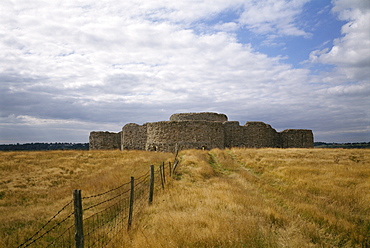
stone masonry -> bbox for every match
[89,131,121,150]
[89,112,314,152]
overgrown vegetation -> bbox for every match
[1,148,369,247]
[127,148,370,248]
[0,150,173,247]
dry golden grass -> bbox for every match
[1,148,369,247]
[0,150,173,247]
[125,148,370,248]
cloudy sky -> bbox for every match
[1,0,369,144]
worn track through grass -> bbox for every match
[1,148,369,247]
[125,148,370,248]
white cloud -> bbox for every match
[0,0,369,143]
[309,0,370,82]
[213,22,239,32]
[331,0,370,16]
[238,0,311,37]
[0,114,119,143]
[304,0,370,143]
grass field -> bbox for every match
[1,148,369,247]
[0,150,173,247]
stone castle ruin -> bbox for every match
[89,112,314,152]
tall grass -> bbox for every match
[0,150,173,247]
[1,148,369,247]
[126,148,370,248]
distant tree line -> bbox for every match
[0,142,89,151]
[0,142,368,151]
[314,142,370,149]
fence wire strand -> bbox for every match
[83,188,131,213]
[46,224,74,248]
[83,180,134,248]
[18,162,171,248]
[17,200,74,248]
[82,181,131,200]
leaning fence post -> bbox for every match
[172,148,179,175]
[73,189,84,248]
[128,177,135,231]
[148,165,155,204]
[162,162,166,184]
[172,159,179,175]
[159,164,165,190]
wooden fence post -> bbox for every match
[148,165,154,205]
[172,146,179,175]
[159,164,164,190]
[168,162,172,177]
[162,162,166,184]
[127,177,134,231]
[73,189,84,248]
[172,159,179,175]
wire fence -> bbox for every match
[17,200,75,248]
[17,161,173,248]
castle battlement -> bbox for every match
[89,112,313,151]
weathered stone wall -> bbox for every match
[121,123,147,150]
[224,121,246,148]
[170,112,228,122]
[146,121,225,152]
[242,122,280,148]
[89,112,314,151]
[279,129,314,148]
[89,131,121,150]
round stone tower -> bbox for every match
[145,112,227,152]
[146,121,225,152]
[169,112,228,122]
